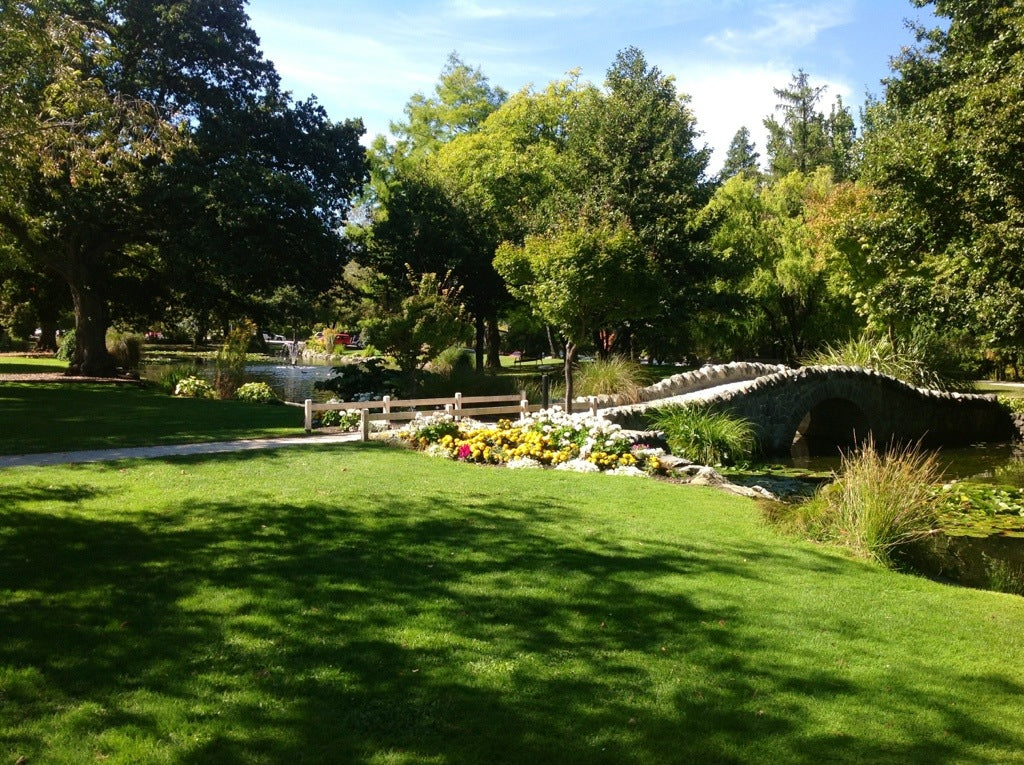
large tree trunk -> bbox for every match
[67,280,116,376]
[485,314,502,369]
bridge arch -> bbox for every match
[600,364,1017,457]
[790,396,871,457]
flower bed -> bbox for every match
[398,407,664,475]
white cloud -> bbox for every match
[443,0,599,21]
[704,2,854,55]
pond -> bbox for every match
[782,441,1024,487]
[145,358,341,402]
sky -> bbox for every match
[244,0,941,172]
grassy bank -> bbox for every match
[0,382,300,455]
[2,445,1023,764]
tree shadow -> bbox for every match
[2,468,1023,763]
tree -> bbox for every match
[720,126,761,180]
[697,168,862,361]
[359,270,471,393]
[860,0,1024,372]
[0,1,179,374]
[362,54,507,369]
[0,1,366,374]
[390,52,508,161]
[764,70,857,180]
[495,215,657,410]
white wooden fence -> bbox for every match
[285,392,599,441]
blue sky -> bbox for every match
[244,0,939,171]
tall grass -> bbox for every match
[214,320,255,399]
[799,436,942,566]
[574,355,647,403]
[106,330,145,372]
[649,405,756,466]
[802,331,960,391]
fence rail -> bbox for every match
[286,391,599,441]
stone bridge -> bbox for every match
[598,362,1017,456]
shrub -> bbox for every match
[107,330,145,372]
[174,375,215,399]
[314,358,402,401]
[998,394,1024,415]
[574,355,647,404]
[151,363,202,394]
[800,436,942,567]
[214,320,255,399]
[235,381,280,404]
[649,405,755,466]
[316,405,361,430]
[428,345,474,376]
[56,329,76,361]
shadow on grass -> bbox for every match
[2,461,1022,763]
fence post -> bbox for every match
[445,403,453,416]
[382,395,391,428]
[588,396,598,416]
[454,391,462,411]
[304,399,313,432]
[360,409,370,441]
[520,393,528,421]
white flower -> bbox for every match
[606,466,648,478]
[506,457,542,470]
[555,458,600,473]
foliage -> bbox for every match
[649,405,756,466]
[173,375,215,399]
[149,363,202,395]
[931,481,1024,539]
[427,345,474,377]
[720,126,761,180]
[763,70,858,180]
[314,358,403,401]
[799,437,943,566]
[495,215,655,408]
[802,330,964,391]
[999,395,1024,415]
[696,167,863,361]
[573,356,647,404]
[360,270,470,391]
[859,1,1024,368]
[0,1,366,376]
[314,405,361,430]
[234,381,280,405]
[55,329,76,362]
[106,330,145,372]
[214,320,255,399]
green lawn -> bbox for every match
[0,355,69,374]
[0,382,302,455]
[2,445,1023,764]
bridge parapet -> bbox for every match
[585,361,788,408]
[601,363,1016,456]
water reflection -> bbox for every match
[783,441,1024,486]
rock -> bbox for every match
[688,466,727,486]
[658,454,692,470]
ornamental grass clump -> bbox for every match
[801,436,942,567]
[650,405,755,466]
[574,355,647,404]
